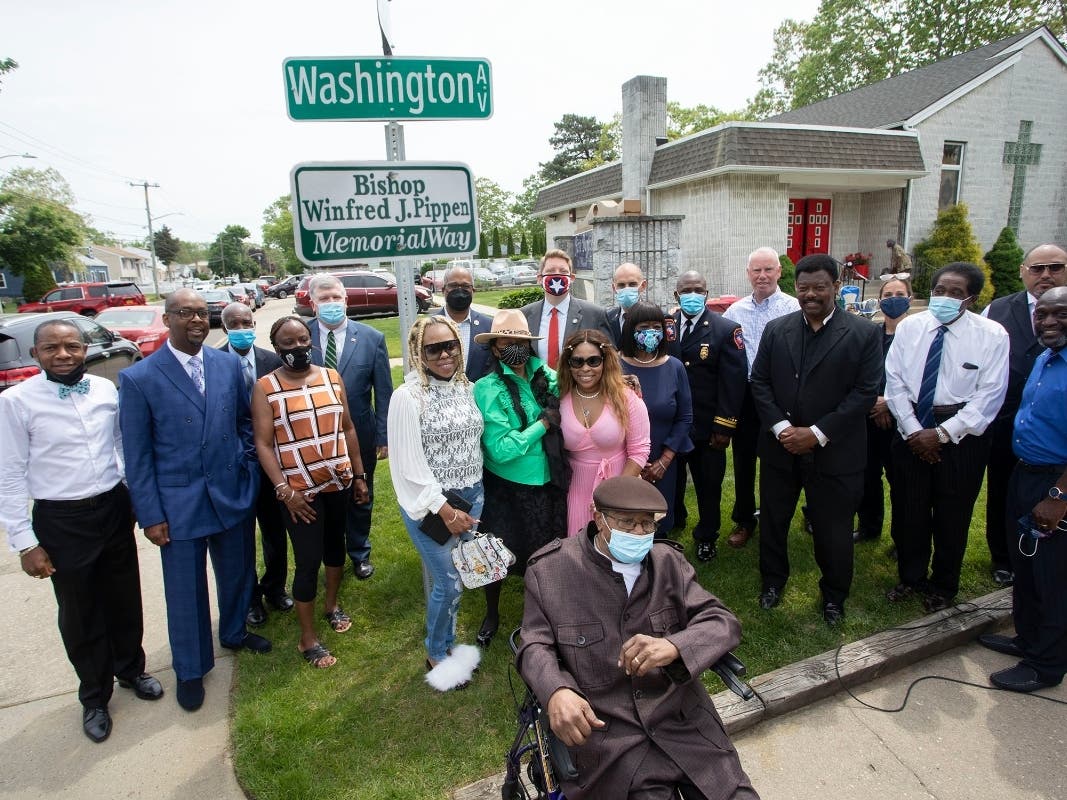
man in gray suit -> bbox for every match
[433,264,494,382]
[521,249,613,370]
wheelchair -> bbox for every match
[501,629,755,800]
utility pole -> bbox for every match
[131,180,161,298]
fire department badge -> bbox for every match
[699,343,710,360]
[733,329,745,350]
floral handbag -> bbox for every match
[451,532,516,589]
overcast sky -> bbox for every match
[2,0,820,245]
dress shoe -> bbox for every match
[246,599,267,627]
[978,633,1024,658]
[885,582,916,603]
[991,569,1014,587]
[695,541,717,562]
[118,672,164,700]
[990,663,1062,693]
[921,592,953,613]
[221,632,273,653]
[265,591,294,611]
[354,560,375,580]
[823,602,845,626]
[82,706,111,742]
[759,587,782,610]
[727,525,754,548]
[476,617,498,647]
[176,678,205,711]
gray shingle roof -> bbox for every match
[532,162,622,215]
[769,28,1038,128]
[648,125,924,185]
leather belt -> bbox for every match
[35,482,124,510]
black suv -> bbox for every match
[265,275,301,299]
[0,311,143,391]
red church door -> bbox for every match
[786,197,832,263]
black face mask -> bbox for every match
[278,344,313,372]
[446,288,473,312]
[44,362,87,386]
[498,342,532,367]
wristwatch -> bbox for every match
[19,545,39,556]
[934,426,950,444]
[1049,486,1067,501]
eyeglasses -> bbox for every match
[567,355,604,369]
[444,282,474,291]
[1025,263,1066,275]
[173,308,210,320]
[602,513,658,534]
[422,339,460,359]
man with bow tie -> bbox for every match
[0,319,162,743]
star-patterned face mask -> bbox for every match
[542,274,572,296]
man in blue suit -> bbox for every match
[433,264,493,382]
[120,289,270,712]
[308,274,393,579]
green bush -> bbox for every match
[477,233,489,260]
[984,226,1024,299]
[21,265,56,302]
[497,286,543,308]
[419,261,436,276]
[778,254,795,296]
[912,203,990,306]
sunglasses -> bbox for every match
[422,339,460,359]
[1025,263,1066,275]
[567,355,604,369]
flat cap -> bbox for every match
[593,476,668,514]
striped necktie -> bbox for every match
[324,330,337,369]
[242,356,255,397]
[916,325,948,428]
[189,355,205,395]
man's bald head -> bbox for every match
[165,288,199,313]
[613,262,646,290]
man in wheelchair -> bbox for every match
[517,476,759,800]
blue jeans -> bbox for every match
[401,483,484,662]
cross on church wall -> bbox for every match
[1003,120,1042,235]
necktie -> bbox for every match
[916,325,948,428]
[189,355,205,395]
[242,357,255,397]
[547,307,560,370]
[57,379,90,399]
[683,318,693,341]
[324,330,337,369]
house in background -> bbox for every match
[533,26,1067,298]
[88,244,154,285]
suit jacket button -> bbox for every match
[186,417,192,423]
[577,635,586,645]
[634,689,642,699]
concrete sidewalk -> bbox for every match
[0,535,245,800]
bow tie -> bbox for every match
[57,379,90,399]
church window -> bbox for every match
[939,142,965,210]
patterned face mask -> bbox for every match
[634,328,663,353]
[498,342,532,366]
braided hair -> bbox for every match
[407,316,468,388]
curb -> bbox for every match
[452,588,1011,800]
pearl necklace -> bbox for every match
[575,389,601,399]
[633,352,658,364]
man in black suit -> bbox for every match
[606,262,647,348]
[521,249,613,369]
[220,302,292,626]
[983,243,1067,585]
[433,264,494,382]
[668,271,748,562]
[750,255,882,624]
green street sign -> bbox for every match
[290,162,480,266]
[283,56,492,121]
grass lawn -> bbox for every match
[232,452,1001,800]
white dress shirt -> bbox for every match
[884,310,1010,442]
[723,288,801,376]
[167,339,205,385]
[981,292,1037,333]
[535,294,571,364]
[317,321,348,363]
[0,374,124,552]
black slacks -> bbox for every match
[890,428,991,598]
[983,414,1016,571]
[31,483,146,709]
[254,466,289,597]
[729,385,760,531]
[855,418,898,539]
[678,441,728,544]
[344,443,377,563]
[1006,463,1067,683]
[759,457,862,606]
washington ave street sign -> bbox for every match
[283,56,492,121]
[290,162,479,266]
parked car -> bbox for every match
[294,276,314,317]
[256,275,276,293]
[229,285,254,309]
[95,307,170,356]
[373,271,433,312]
[502,264,538,285]
[238,283,265,309]
[470,266,503,287]
[0,311,143,391]
[17,282,145,317]
[265,275,301,299]
[199,289,236,327]
[293,270,430,318]
[421,268,447,292]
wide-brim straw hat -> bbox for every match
[473,308,544,344]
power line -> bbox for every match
[0,121,139,183]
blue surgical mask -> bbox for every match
[615,287,639,309]
[928,296,965,324]
[606,528,655,564]
[634,328,663,353]
[317,301,347,326]
[226,329,256,351]
[678,292,706,316]
[879,296,910,320]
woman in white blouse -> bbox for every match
[388,316,484,691]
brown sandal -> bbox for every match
[301,643,336,669]
[323,607,352,633]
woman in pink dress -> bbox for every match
[558,330,651,537]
